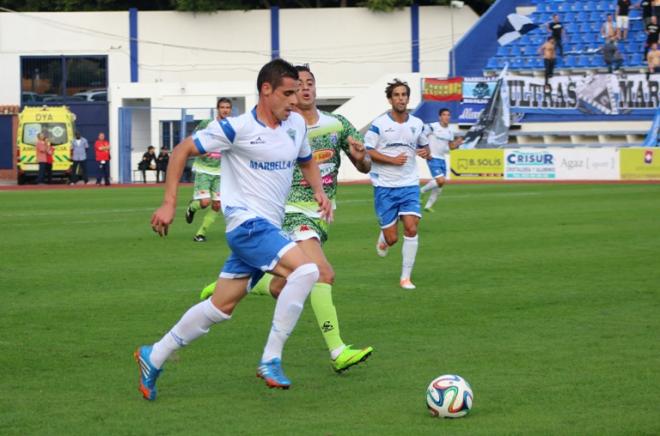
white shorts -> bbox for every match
[616,15,629,29]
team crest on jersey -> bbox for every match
[410,126,417,134]
[329,133,338,144]
[287,128,296,144]
[313,149,335,163]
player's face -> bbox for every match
[388,85,409,114]
[263,77,300,121]
[439,111,450,125]
[296,71,316,111]
[218,102,232,119]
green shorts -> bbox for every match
[282,213,329,244]
[193,172,220,201]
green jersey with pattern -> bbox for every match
[192,119,221,176]
[285,110,362,218]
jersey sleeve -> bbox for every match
[336,114,362,155]
[416,122,430,148]
[192,118,236,154]
[364,122,380,150]
[297,126,313,163]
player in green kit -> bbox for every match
[185,98,232,242]
[200,65,373,372]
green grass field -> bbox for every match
[1,183,659,435]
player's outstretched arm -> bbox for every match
[298,158,333,223]
[346,136,371,174]
[151,137,200,236]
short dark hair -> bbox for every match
[438,108,450,116]
[295,64,315,80]
[385,79,410,99]
[217,97,232,109]
[256,59,299,93]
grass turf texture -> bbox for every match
[1,183,659,435]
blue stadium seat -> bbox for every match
[578,22,592,33]
[584,1,597,11]
[547,3,560,12]
[577,55,590,68]
[564,55,577,68]
[486,57,499,70]
[511,57,525,70]
[564,12,576,22]
[589,11,603,21]
[630,53,643,66]
[565,22,578,33]
[529,57,544,69]
[576,11,588,22]
[536,3,547,12]
[510,45,522,56]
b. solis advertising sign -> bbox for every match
[620,148,660,180]
[450,149,504,180]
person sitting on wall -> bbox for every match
[138,146,157,183]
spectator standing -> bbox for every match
[35,133,49,184]
[601,15,618,40]
[156,148,169,183]
[647,42,660,78]
[638,0,654,25]
[539,37,557,87]
[95,132,111,186]
[646,16,660,57]
[138,146,157,183]
[603,38,624,72]
[548,14,566,57]
[617,0,632,40]
[69,131,89,185]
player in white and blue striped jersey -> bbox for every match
[364,79,430,290]
[134,59,332,400]
[421,108,463,212]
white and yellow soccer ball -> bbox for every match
[426,374,473,418]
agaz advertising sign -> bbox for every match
[505,149,556,179]
[450,149,504,180]
[553,148,619,180]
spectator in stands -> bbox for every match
[138,146,157,183]
[616,0,632,40]
[637,0,654,26]
[601,14,618,41]
[95,132,111,186]
[603,38,624,72]
[69,131,89,185]
[547,14,566,57]
[647,43,660,78]
[156,147,169,183]
[35,132,51,184]
[539,37,557,87]
[646,16,660,57]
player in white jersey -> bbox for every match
[421,108,463,212]
[365,79,430,290]
[134,59,332,400]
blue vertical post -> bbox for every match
[271,6,280,60]
[129,8,138,83]
[411,2,420,73]
[118,107,132,183]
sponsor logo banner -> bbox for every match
[422,77,463,102]
[450,149,504,180]
[462,77,498,104]
[554,148,619,180]
[620,148,660,179]
[505,149,556,179]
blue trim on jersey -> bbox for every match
[219,119,236,143]
[369,124,380,134]
[297,153,312,163]
[251,107,266,127]
[193,136,206,154]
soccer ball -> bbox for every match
[426,374,473,418]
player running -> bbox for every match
[185,98,232,242]
[420,108,463,212]
[200,64,373,373]
[366,79,430,290]
[135,59,332,400]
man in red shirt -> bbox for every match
[94,132,111,186]
[35,133,50,184]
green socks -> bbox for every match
[310,283,344,353]
[196,209,218,236]
[251,273,274,296]
[189,200,202,212]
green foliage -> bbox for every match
[1,183,660,434]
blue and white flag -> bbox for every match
[497,14,538,46]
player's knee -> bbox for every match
[317,262,335,285]
[436,176,446,187]
[403,224,418,238]
[289,263,320,288]
[200,199,211,208]
[211,201,221,211]
[384,233,398,246]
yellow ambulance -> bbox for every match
[17,106,76,184]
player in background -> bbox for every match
[420,108,463,212]
[200,65,373,372]
[366,79,430,290]
[135,59,332,400]
[185,98,233,242]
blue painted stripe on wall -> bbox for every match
[129,8,138,82]
[411,2,420,73]
[271,6,280,60]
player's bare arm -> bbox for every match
[346,136,371,173]
[298,158,333,222]
[367,149,407,166]
[151,137,201,236]
[416,146,431,159]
